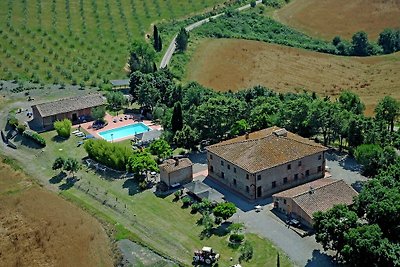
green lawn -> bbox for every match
[0,0,226,86]
[8,128,292,266]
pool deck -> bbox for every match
[75,113,162,142]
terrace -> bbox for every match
[78,113,162,142]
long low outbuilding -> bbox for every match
[31,94,105,130]
[272,177,358,228]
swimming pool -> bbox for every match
[98,123,151,141]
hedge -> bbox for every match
[23,130,46,147]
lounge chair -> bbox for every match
[76,132,85,137]
[77,141,84,147]
[72,130,80,134]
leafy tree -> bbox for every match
[338,90,365,115]
[52,157,65,172]
[378,28,398,54]
[375,96,399,133]
[148,139,172,160]
[171,102,183,133]
[137,73,160,110]
[106,91,127,110]
[313,204,358,254]
[341,224,397,266]
[352,31,370,56]
[213,202,236,221]
[173,125,199,149]
[126,151,158,178]
[63,158,81,178]
[91,106,106,122]
[54,119,72,138]
[355,162,400,240]
[176,27,189,52]
[192,96,246,142]
[347,115,364,148]
[230,119,249,137]
[307,99,340,145]
[128,40,156,74]
[332,36,342,46]
[354,144,383,176]
[280,96,312,137]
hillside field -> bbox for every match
[186,38,400,115]
[274,0,400,40]
[0,160,113,267]
[0,0,226,86]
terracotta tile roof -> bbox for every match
[206,127,327,173]
[33,94,105,117]
[273,177,337,198]
[274,178,358,218]
[159,158,193,173]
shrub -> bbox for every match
[174,190,182,200]
[229,233,245,243]
[239,241,254,262]
[7,116,19,129]
[191,202,201,213]
[54,119,72,138]
[250,1,257,8]
[181,196,192,207]
[84,139,131,171]
[16,124,26,134]
[23,130,46,147]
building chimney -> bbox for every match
[309,186,314,194]
[273,128,288,137]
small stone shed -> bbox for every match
[159,158,193,187]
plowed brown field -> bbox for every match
[0,162,113,267]
[274,0,400,40]
[187,38,400,115]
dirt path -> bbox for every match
[159,0,262,68]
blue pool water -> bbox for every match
[98,123,151,141]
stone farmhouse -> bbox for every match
[206,127,328,200]
[272,178,358,227]
[31,94,105,129]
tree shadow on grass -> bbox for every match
[49,172,67,184]
[122,179,140,196]
[59,177,78,190]
[51,135,68,143]
[13,135,42,149]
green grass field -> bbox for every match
[4,125,292,266]
[0,0,226,87]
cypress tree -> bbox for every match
[171,102,183,133]
[153,25,160,51]
[176,27,189,52]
